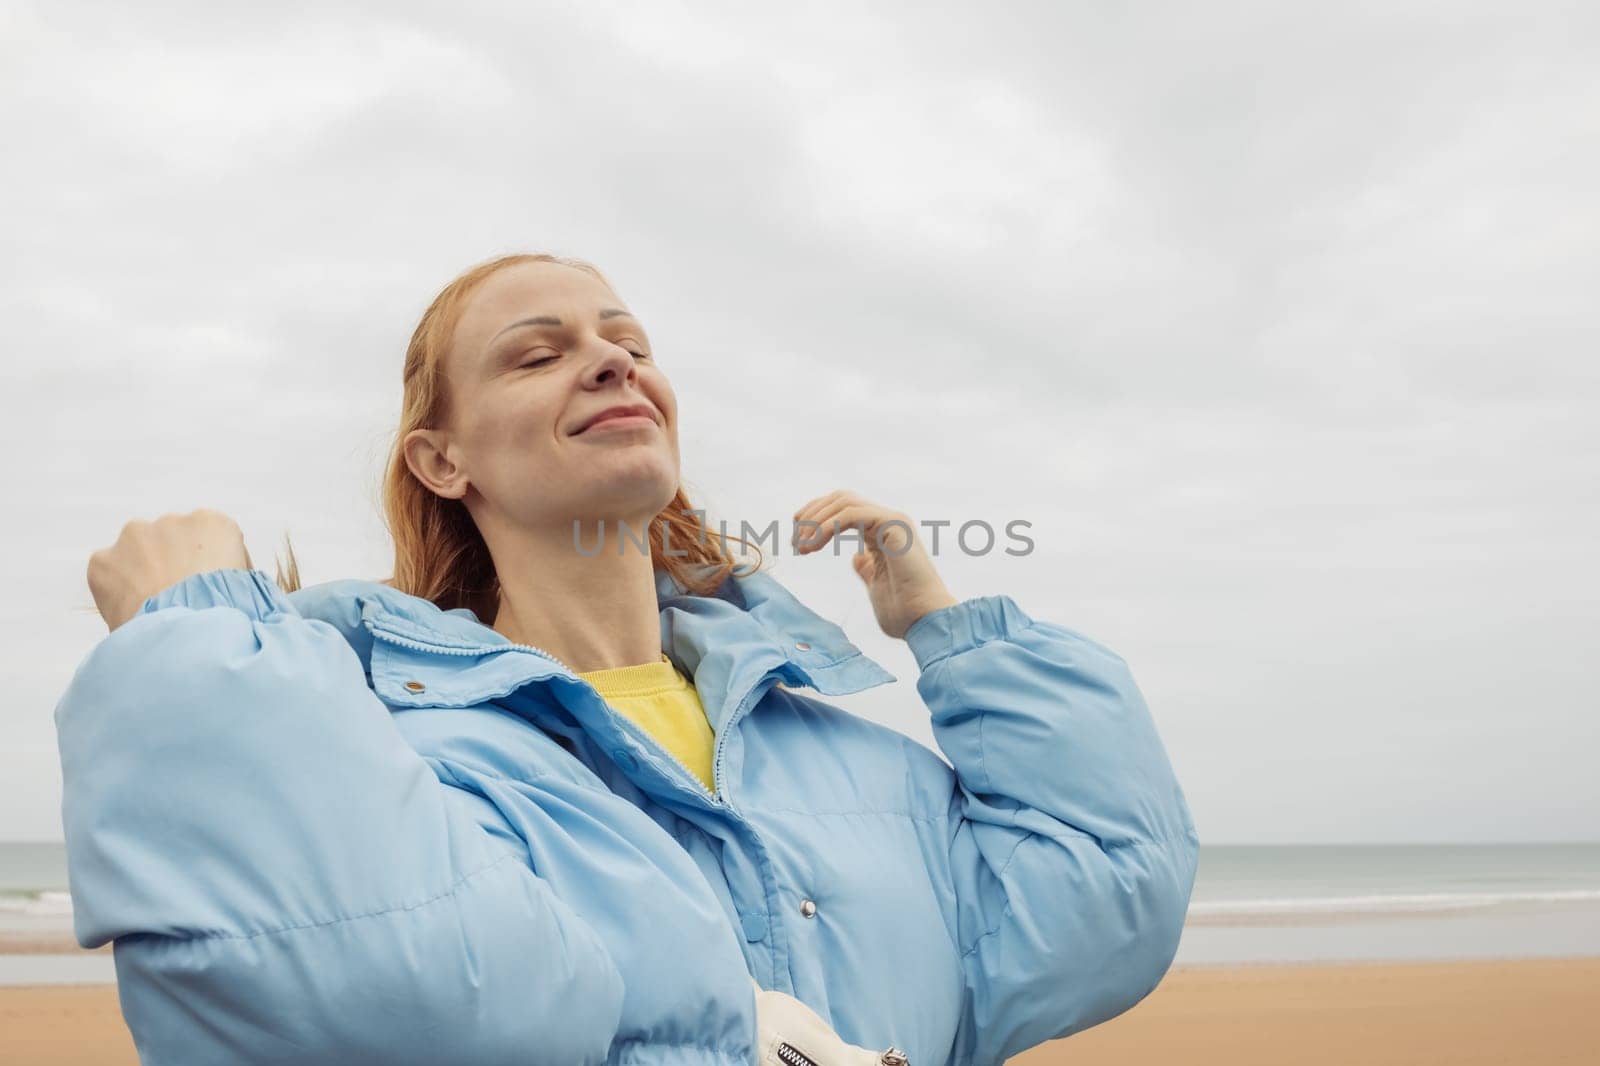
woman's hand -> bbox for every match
[791,490,957,641]
[87,507,253,632]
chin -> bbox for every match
[583,463,679,515]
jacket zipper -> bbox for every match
[374,626,731,806]
[779,1041,908,1066]
[371,626,574,670]
[775,1042,820,1066]
[710,671,782,807]
[607,711,721,805]
[603,668,780,808]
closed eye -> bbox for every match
[518,347,650,369]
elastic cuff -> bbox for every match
[137,567,297,623]
[903,594,1036,671]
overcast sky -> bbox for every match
[4,1,1596,844]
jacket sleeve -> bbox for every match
[54,567,626,1065]
[903,594,1199,1066]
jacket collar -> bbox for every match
[286,562,898,715]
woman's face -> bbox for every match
[407,261,681,537]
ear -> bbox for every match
[402,428,470,500]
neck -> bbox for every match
[483,513,663,673]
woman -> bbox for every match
[57,253,1200,1065]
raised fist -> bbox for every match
[87,507,252,632]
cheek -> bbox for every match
[646,377,678,424]
[467,392,562,453]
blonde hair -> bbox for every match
[273,252,761,617]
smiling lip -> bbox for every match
[579,415,655,434]
[571,403,658,435]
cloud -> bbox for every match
[5,1,1596,842]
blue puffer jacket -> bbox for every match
[55,562,1199,1065]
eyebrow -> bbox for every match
[490,308,637,343]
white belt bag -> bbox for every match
[750,976,910,1066]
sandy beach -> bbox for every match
[2,956,1596,1064]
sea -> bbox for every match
[4,841,1599,985]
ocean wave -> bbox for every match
[9,887,1600,925]
[0,891,73,918]
[1187,888,1600,921]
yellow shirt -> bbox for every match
[577,653,717,795]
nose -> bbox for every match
[582,343,639,388]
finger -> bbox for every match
[852,550,876,583]
[792,496,844,551]
[793,507,862,554]
[791,490,850,541]
[792,488,844,519]
[795,497,883,554]
[847,506,919,557]
[794,488,870,530]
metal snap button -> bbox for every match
[798,898,816,918]
[880,1048,910,1065]
[403,681,426,692]
[794,641,811,651]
